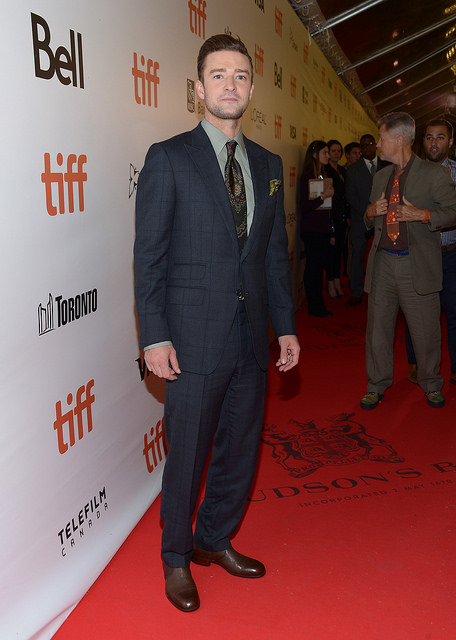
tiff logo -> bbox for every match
[274,114,282,140]
[290,75,296,99]
[255,0,265,11]
[31,13,84,88]
[41,153,87,216]
[275,7,283,36]
[289,166,296,188]
[255,44,264,77]
[54,380,95,454]
[302,127,308,147]
[143,418,168,473]
[303,43,308,64]
[188,0,206,37]
[289,125,297,140]
[132,52,159,107]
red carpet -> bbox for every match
[54,286,456,640]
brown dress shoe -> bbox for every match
[192,546,265,578]
[162,561,200,612]
[407,364,418,384]
[345,296,362,307]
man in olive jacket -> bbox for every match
[360,112,456,410]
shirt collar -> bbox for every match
[201,118,246,157]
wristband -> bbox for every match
[422,209,430,222]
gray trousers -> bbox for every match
[366,250,443,394]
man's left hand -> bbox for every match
[397,196,427,221]
[276,335,300,372]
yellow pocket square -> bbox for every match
[269,179,282,196]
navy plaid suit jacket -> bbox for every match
[134,123,296,374]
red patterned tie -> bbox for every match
[225,140,247,251]
[386,168,404,244]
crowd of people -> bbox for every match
[300,116,456,409]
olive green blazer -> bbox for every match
[364,155,456,295]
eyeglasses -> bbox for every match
[361,141,375,146]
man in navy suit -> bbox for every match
[134,34,300,612]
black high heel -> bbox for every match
[326,285,340,300]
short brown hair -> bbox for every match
[197,34,253,83]
[425,119,454,139]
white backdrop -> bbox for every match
[0,1,375,638]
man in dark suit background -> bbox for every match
[134,34,300,612]
[345,133,389,306]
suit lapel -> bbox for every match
[184,126,270,257]
[243,138,268,256]
[185,124,239,251]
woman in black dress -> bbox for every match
[300,140,335,317]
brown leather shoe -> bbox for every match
[162,561,200,612]
[345,296,362,307]
[407,364,418,384]
[192,546,265,578]
[450,371,456,385]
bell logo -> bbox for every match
[274,62,282,89]
[41,153,87,216]
[188,0,206,38]
[31,13,84,88]
[54,380,95,454]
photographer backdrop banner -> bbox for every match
[0,1,375,638]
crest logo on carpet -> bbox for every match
[262,413,404,478]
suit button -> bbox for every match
[236,288,245,300]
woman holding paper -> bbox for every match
[325,139,348,299]
[300,140,335,317]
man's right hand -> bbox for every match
[144,345,181,380]
[366,191,387,219]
